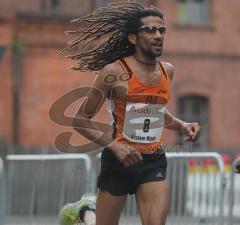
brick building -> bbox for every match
[0,0,239,154]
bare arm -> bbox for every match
[163,62,200,141]
[72,63,142,166]
[72,64,115,150]
[164,108,186,131]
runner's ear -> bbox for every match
[128,33,137,45]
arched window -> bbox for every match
[178,95,208,150]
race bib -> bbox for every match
[122,102,166,143]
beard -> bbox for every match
[139,44,163,59]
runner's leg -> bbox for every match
[135,180,169,225]
[96,189,127,225]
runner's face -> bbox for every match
[136,16,165,58]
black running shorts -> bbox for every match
[97,148,167,196]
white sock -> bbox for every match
[84,210,96,225]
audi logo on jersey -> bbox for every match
[129,106,151,114]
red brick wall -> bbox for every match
[157,0,240,150]
[0,0,240,151]
[159,0,240,54]
[14,19,109,147]
[0,0,91,17]
[162,55,240,150]
[0,20,14,142]
[18,46,108,147]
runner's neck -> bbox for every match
[133,55,157,66]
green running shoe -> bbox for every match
[59,193,96,225]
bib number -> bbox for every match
[122,102,166,143]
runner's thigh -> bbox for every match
[136,180,169,225]
[96,189,127,225]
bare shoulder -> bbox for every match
[162,61,174,81]
[101,61,123,78]
[95,61,123,87]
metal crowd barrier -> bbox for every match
[94,152,227,225]
[228,158,240,225]
[3,152,228,225]
[0,158,5,225]
[5,154,92,225]
[166,152,226,225]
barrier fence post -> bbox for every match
[228,158,239,225]
[0,158,5,225]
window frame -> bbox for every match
[177,95,209,151]
[175,0,213,27]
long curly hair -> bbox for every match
[63,2,164,71]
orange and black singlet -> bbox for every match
[107,58,171,154]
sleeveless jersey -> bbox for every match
[108,58,171,153]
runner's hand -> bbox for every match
[181,122,200,141]
[109,141,143,167]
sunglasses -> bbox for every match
[138,25,167,34]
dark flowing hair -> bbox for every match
[63,2,164,71]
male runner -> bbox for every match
[61,2,200,225]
